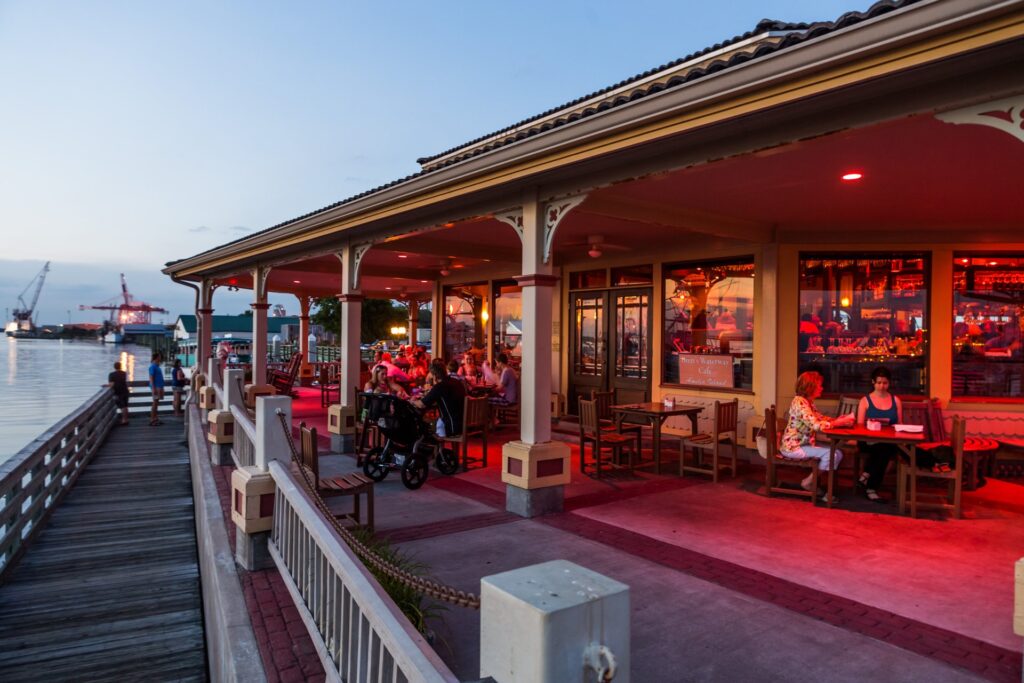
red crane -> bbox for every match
[80,273,168,325]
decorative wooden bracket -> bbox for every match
[936,95,1024,145]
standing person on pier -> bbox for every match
[148,351,165,426]
[170,359,187,417]
[107,361,130,425]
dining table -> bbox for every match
[820,425,926,511]
[611,402,705,474]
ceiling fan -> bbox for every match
[560,234,630,258]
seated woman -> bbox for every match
[363,364,408,400]
[855,367,903,502]
[458,355,481,382]
[781,371,854,500]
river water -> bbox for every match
[0,338,154,466]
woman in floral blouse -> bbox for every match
[781,371,854,493]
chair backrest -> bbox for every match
[928,398,948,441]
[764,405,779,458]
[901,400,933,438]
[715,399,739,434]
[299,421,319,479]
[835,395,860,418]
[579,398,600,437]
[949,415,966,470]
[319,365,329,385]
[591,390,614,420]
[465,396,490,429]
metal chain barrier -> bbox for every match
[275,410,481,610]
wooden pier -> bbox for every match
[0,415,207,681]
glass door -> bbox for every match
[611,289,651,404]
[569,292,607,414]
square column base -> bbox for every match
[235,529,273,571]
[506,484,563,518]
[211,442,231,466]
[331,433,355,455]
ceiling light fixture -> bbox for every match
[841,172,863,181]
[293,280,301,284]
[439,259,452,277]
[588,246,603,259]
[398,254,408,259]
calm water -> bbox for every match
[0,338,154,466]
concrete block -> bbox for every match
[244,383,276,410]
[331,433,355,455]
[501,440,570,489]
[236,529,273,571]
[506,484,563,517]
[327,403,356,435]
[211,442,231,466]
[231,466,275,534]
[481,559,630,683]
[198,385,217,410]
[207,409,234,444]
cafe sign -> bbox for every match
[679,354,734,388]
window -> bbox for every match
[953,254,1024,399]
[663,259,754,389]
[611,264,653,287]
[798,254,929,396]
[569,269,607,290]
[492,280,522,362]
[443,283,487,361]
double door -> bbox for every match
[568,288,651,414]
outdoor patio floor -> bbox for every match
[276,388,1023,681]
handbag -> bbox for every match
[754,417,769,459]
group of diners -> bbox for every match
[362,349,520,441]
[780,367,953,504]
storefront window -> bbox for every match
[798,254,928,396]
[443,283,487,362]
[570,269,607,290]
[663,259,754,389]
[492,280,522,366]
[953,254,1024,399]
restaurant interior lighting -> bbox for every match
[840,296,851,307]
[390,325,407,336]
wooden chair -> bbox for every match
[439,396,490,471]
[919,399,997,491]
[318,364,340,407]
[268,353,303,397]
[679,399,738,482]
[763,405,833,506]
[898,415,965,519]
[579,398,639,478]
[834,395,870,483]
[298,422,374,531]
[592,390,643,441]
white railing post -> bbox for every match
[480,560,630,683]
[209,368,244,466]
[234,395,293,571]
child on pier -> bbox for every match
[148,352,165,426]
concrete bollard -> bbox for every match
[480,559,630,683]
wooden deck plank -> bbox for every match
[0,416,208,680]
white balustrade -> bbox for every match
[267,460,458,683]
[229,405,257,469]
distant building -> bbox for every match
[174,315,302,344]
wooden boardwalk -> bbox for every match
[0,416,207,681]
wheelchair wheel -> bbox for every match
[435,447,459,475]
[401,456,429,490]
[363,447,389,482]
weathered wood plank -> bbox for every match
[0,416,208,680]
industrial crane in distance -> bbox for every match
[5,262,51,338]
[80,273,168,343]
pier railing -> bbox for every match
[267,458,458,683]
[0,388,117,579]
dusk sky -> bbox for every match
[1,0,870,324]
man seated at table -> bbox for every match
[379,352,411,383]
[413,359,466,438]
[488,353,519,408]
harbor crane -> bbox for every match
[79,273,168,324]
[11,262,50,327]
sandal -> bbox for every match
[819,492,839,505]
[865,489,882,502]
[857,472,870,489]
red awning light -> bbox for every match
[398,254,408,259]
[841,172,863,181]
[292,280,301,284]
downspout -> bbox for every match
[172,276,202,393]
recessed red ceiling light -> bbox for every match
[398,254,408,259]
[841,172,863,181]
[385,286,392,290]
[961,258,969,264]
[293,280,301,284]
[989,261,998,266]
[420,280,429,283]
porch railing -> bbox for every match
[267,458,458,683]
[229,405,256,469]
[0,388,117,578]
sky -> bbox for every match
[0,0,874,324]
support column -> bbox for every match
[407,299,419,348]
[198,278,215,372]
[502,195,571,518]
[298,296,314,386]
[251,266,270,385]
[329,245,364,452]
